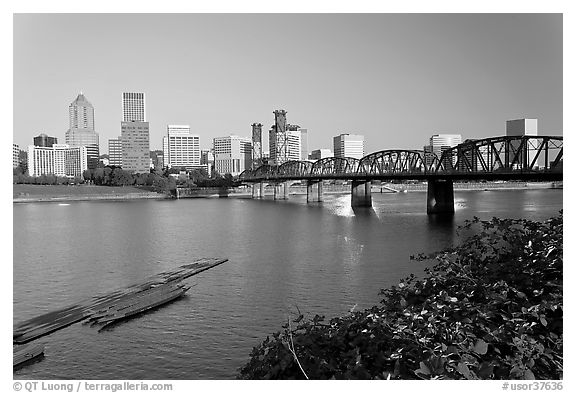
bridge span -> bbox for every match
[238,136,563,214]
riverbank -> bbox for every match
[238,213,563,380]
[13,184,170,203]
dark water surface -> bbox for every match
[13,189,562,379]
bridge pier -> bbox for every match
[351,180,372,207]
[251,182,265,199]
[273,182,289,200]
[427,179,455,215]
[306,180,323,203]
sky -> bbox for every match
[13,13,562,155]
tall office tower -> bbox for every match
[506,119,538,136]
[108,137,123,167]
[213,135,252,176]
[308,148,333,161]
[506,118,539,168]
[27,144,88,178]
[121,121,150,174]
[65,93,100,169]
[299,128,308,161]
[162,125,200,171]
[426,134,462,167]
[269,127,302,163]
[269,110,288,165]
[333,133,365,159]
[251,123,263,169]
[13,144,20,168]
[120,92,149,173]
[122,92,146,122]
[33,133,58,147]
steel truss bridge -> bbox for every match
[239,136,563,182]
[238,136,563,214]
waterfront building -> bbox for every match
[122,92,146,122]
[299,128,308,162]
[426,134,462,168]
[201,149,214,176]
[13,143,20,167]
[163,125,200,171]
[108,137,123,167]
[33,133,58,147]
[150,150,164,171]
[120,92,149,174]
[308,148,333,161]
[27,144,88,178]
[333,133,365,159]
[213,135,252,176]
[506,118,539,168]
[121,121,150,174]
[65,93,100,169]
[269,126,302,164]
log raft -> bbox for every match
[14,258,228,344]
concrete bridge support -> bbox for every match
[351,180,372,207]
[427,179,455,214]
[251,182,265,199]
[306,180,323,203]
[273,182,289,200]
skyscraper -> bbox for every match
[34,133,58,147]
[108,137,123,167]
[426,134,462,161]
[65,93,100,169]
[269,127,302,163]
[333,134,365,159]
[506,119,539,168]
[121,92,150,174]
[122,92,146,122]
[163,125,200,171]
[213,135,252,176]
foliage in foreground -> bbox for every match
[238,213,563,380]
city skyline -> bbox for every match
[13,13,562,155]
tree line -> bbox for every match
[13,165,237,193]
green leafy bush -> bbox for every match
[238,213,563,380]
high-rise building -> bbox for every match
[213,135,252,176]
[121,121,150,174]
[299,128,308,161]
[120,92,149,174]
[27,144,88,178]
[426,134,462,167]
[309,149,333,161]
[108,138,123,167]
[33,133,58,147]
[162,125,200,171]
[13,144,20,168]
[506,118,539,168]
[65,93,100,169]
[506,119,538,136]
[333,133,365,159]
[122,92,146,122]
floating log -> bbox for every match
[96,285,191,331]
[14,258,228,344]
[14,343,45,368]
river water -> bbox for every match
[13,189,562,379]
